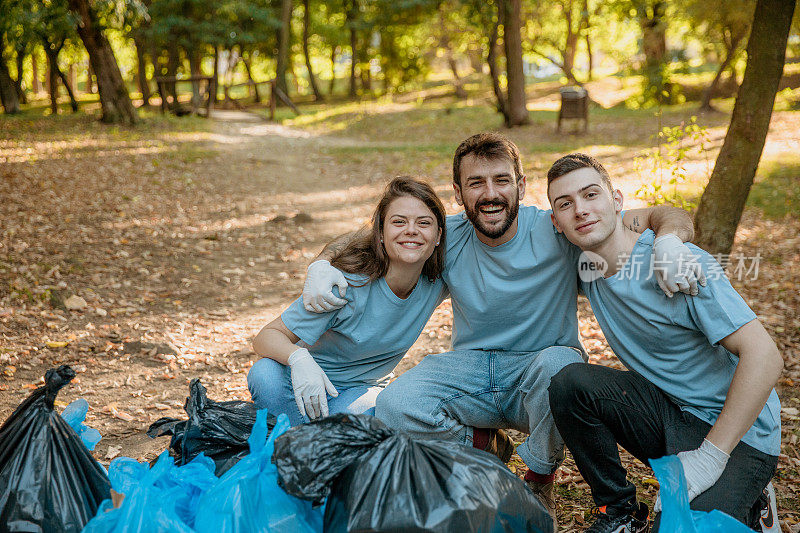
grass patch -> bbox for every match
[747,156,800,219]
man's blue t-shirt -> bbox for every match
[443,205,584,354]
[282,274,448,389]
[579,229,781,456]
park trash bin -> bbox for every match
[193,409,323,533]
[558,86,589,133]
[651,455,752,532]
[273,413,554,533]
[147,378,275,475]
[0,365,111,533]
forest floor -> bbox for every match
[1,77,799,531]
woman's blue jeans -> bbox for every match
[247,357,385,426]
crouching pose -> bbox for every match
[546,154,782,532]
[248,177,448,424]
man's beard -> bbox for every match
[464,194,520,240]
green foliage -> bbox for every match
[634,115,710,210]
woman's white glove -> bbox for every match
[652,234,707,297]
[302,260,349,313]
[288,348,339,420]
[654,438,729,512]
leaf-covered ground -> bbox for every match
[1,85,798,531]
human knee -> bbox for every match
[536,346,585,380]
[374,381,406,425]
[247,358,286,405]
[548,362,593,413]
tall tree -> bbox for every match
[301,0,323,100]
[66,0,137,123]
[503,0,529,126]
[682,0,754,111]
[694,0,796,255]
[0,31,21,114]
[276,0,293,95]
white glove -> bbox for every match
[302,260,349,313]
[654,439,729,512]
[288,348,338,420]
[652,234,707,297]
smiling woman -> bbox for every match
[247,177,449,425]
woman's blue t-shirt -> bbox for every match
[281,274,448,388]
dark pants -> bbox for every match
[549,363,777,530]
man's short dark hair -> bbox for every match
[546,153,613,193]
[453,133,524,186]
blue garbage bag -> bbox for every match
[194,410,323,533]
[83,452,202,533]
[650,455,753,533]
[61,398,103,451]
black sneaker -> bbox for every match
[586,502,650,533]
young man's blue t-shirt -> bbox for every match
[579,229,781,456]
[281,274,448,389]
[443,205,584,354]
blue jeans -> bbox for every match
[375,346,584,475]
[247,357,385,426]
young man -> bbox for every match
[301,133,700,527]
[546,153,782,532]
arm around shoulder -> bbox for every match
[623,205,694,242]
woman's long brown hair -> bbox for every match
[330,177,446,284]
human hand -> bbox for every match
[654,439,729,512]
[652,234,707,297]
[287,348,339,420]
[302,260,349,313]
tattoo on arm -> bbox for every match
[627,216,641,232]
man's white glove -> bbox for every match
[654,439,729,512]
[288,348,338,420]
[302,260,349,313]
[652,234,707,297]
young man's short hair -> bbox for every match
[547,153,614,193]
[453,133,524,186]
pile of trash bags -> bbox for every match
[2,365,758,533]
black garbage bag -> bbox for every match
[147,378,275,475]
[0,365,111,533]
[273,414,554,533]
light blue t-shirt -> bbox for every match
[579,229,781,456]
[443,205,584,353]
[281,274,448,389]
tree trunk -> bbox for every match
[211,46,219,104]
[585,34,593,81]
[694,0,795,256]
[329,46,337,95]
[32,53,41,93]
[503,0,529,126]
[45,48,60,114]
[640,2,666,67]
[360,56,371,92]
[700,32,744,112]
[55,59,79,112]
[275,0,293,96]
[347,0,358,98]
[487,3,508,121]
[14,49,27,104]
[87,62,95,94]
[188,48,202,112]
[167,44,180,103]
[302,0,323,101]
[134,36,152,106]
[0,34,21,114]
[67,0,137,124]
